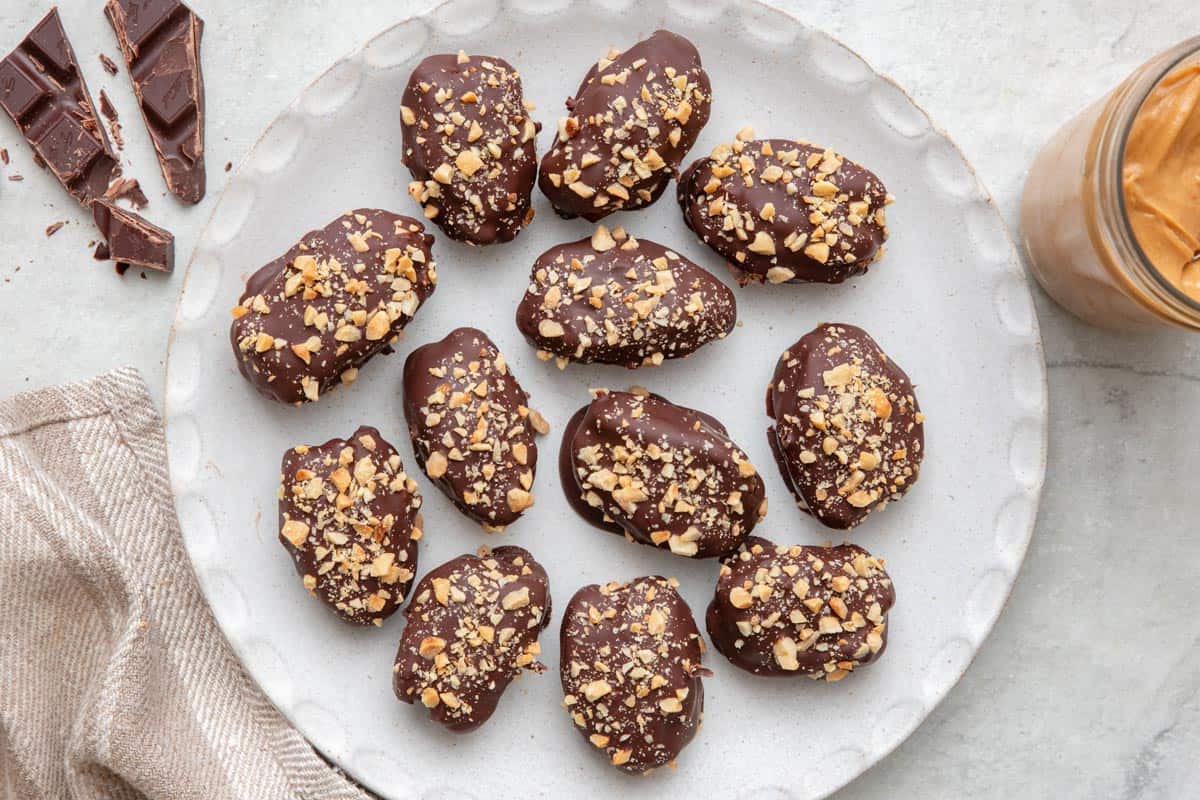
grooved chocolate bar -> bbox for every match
[0,9,118,206]
[105,0,206,204]
[92,198,174,273]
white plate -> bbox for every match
[164,1,1047,797]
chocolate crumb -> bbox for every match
[8,174,23,182]
[224,161,232,172]
[45,221,66,237]
[99,91,118,122]
[0,148,8,165]
[115,262,129,276]
[99,53,118,75]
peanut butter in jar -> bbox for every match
[1020,39,1200,330]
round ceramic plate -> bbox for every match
[164,1,1047,797]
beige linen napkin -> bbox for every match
[0,367,371,800]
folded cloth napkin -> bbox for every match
[0,367,371,800]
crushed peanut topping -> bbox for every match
[560,576,704,774]
[678,135,892,285]
[538,30,711,221]
[564,388,766,558]
[767,323,924,529]
[709,537,895,681]
[278,426,422,626]
[403,327,545,531]
[402,53,539,244]
[393,546,550,731]
[231,209,437,405]
[517,225,736,368]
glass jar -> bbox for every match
[1020,37,1200,331]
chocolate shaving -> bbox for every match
[104,176,148,209]
[45,221,65,237]
[99,90,119,122]
[0,148,8,165]
[99,53,119,75]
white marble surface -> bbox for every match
[1,1,1197,797]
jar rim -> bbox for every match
[1112,37,1200,316]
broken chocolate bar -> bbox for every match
[105,0,206,204]
[0,9,118,206]
[92,199,174,273]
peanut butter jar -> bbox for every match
[1021,37,1200,330]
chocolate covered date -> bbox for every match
[560,576,704,773]
[560,389,766,558]
[538,29,711,221]
[706,536,895,680]
[230,209,437,405]
[403,327,549,531]
[678,131,892,284]
[402,52,538,244]
[278,426,422,626]
[515,225,736,368]
[393,546,550,732]
[767,323,924,529]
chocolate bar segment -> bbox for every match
[105,0,206,204]
[92,199,174,273]
[706,536,895,680]
[560,576,705,773]
[393,546,551,732]
[230,209,438,406]
[0,9,117,205]
[279,426,422,626]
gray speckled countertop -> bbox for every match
[2,2,1198,797]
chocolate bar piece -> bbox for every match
[92,198,174,273]
[105,0,206,204]
[0,9,118,206]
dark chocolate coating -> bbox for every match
[538,30,711,221]
[706,536,895,680]
[402,327,546,531]
[766,323,924,529]
[515,226,736,368]
[402,52,538,245]
[278,426,422,626]
[560,390,766,559]
[230,209,437,405]
[393,546,551,733]
[92,199,174,273]
[560,576,704,774]
[0,9,118,206]
[678,136,892,284]
[104,0,206,204]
